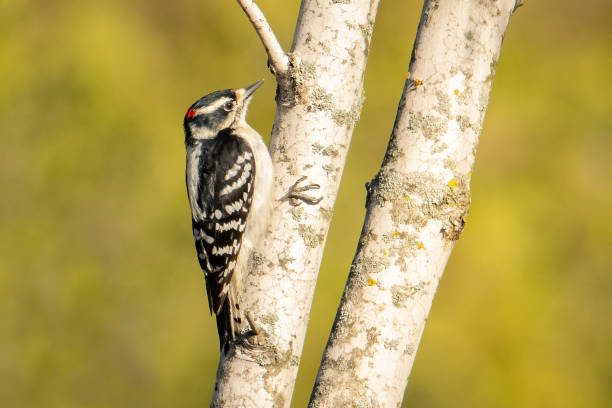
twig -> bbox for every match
[236,0,289,77]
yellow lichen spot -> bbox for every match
[393,231,400,238]
[383,250,388,256]
[368,278,377,286]
[414,77,423,86]
[467,171,472,179]
[403,195,409,201]
[447,178,458,188]
[454,89,460,95]
[416,241,424,249]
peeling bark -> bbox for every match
[211,1,380,406]
[309,1,520,406]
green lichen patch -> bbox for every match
[248,251,265,275]
[260,313,279,326]
[456,88,471,106]
[456,115,472,132]
[359,22,374,38]
[311,320,383,406]
[366,168,410,206]
[384,338,400,350]
[256,340,303,406]
[434,90,451,118]
[383,232,422,270]
[321,144,340,157]
[350,255,386,287]
[391,280,429,307]
[431,141,449,154]
[277,255,294,271]
[284,54,317,106]
[381,133,405,166]
[441,213,467,241]
[322,163,335,175]
[274,143,291,163]
[443,158,457,171]
[329,303,353,342]
[299,60,317,79]
[366,326,380,347]
[311,142,324,154]
[298,224,325,248]
[319,206,334,222]
[408,111,448,140]
[404,342,417,355]
[332,102,361,128]
[310,86,334,112]
[312,143,340,158]
[367,169,471,240]
[289,205,304,222]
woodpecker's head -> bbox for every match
[184,80,264,143]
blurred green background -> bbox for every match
[1,0,610,406]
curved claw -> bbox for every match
[234,312,266,351]
[280,176,323,206]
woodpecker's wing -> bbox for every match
[192,130,256,315]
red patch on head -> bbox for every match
[185,109,197,119]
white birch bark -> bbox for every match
[309,1,523,407]
[211,1,380,406]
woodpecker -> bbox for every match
[184,80,273,352]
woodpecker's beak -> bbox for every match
[233,80,263,125]
[243,80,264,101]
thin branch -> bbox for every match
[236,0,289,77]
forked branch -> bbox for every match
[236,0,289,77]
[212,0,381,406]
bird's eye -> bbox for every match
[223,101,235,111]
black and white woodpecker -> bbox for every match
[183,80,273,352]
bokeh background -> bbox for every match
[1,0,610,406]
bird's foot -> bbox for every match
[236,312,266,350]
[280,176,322,206]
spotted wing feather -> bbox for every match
[192,129,255,316]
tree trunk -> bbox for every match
[309,1,522,407]
[211,1,380,406]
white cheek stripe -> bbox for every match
[195,97,231,115]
